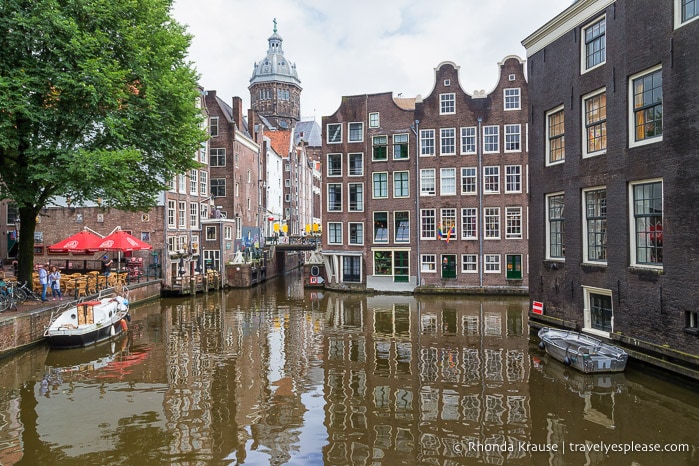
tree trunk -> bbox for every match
[16,206,39,285]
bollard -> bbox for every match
[189,277,196,295]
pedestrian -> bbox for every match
[49,265,63,301]
[38,264,49,302]
[102,255,113,277]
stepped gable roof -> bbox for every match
[249,19,301,88]
[294,120,322,147]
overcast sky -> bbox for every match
[171,0,573,121]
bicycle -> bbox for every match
[0,282,20,312]
[16,281,42,302]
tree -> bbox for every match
[0,0,207,284]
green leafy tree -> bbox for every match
[0,0,206,284]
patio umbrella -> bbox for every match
[96,228,152,270]
[48,229,103,254]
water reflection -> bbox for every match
[0,271,697,465]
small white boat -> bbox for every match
[537,327,628,373]
[44,290,130,348]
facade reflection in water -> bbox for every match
[0,272,698,465]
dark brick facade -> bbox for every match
[524,0,699,360]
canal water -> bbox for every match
[0,270,697,465]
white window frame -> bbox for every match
[440,128,456,155]
[675,0,699,27]
[582,87,607,158]
[505,165,522,193]
[546,105,565,166]
[582,186,607,264]
[327,123,342,144]
[372,172,389,199]
[348,122,364,143]
[348,152,364,176]
[421,254,437,273]
[328,222,343,245]
[369,112,380,128]
[420,169,436,196]
[461,207,477,240]
[327,153,342,177]
[327,183,343,212]
[582,286,614,337]
[393,171,410,198]
[628,65,663,148]
[504,88,521,110]
[348,182,364,212]
[440,168,457,196]
[546,192,565,260]
[504,124,521,153]
[440,93,456,114]
[484,207,501,239]
[484,254,501,273]
[581,16,606,73]
[483,125,500,153]
[505,206,523,240]
[628,178,664,269]
[484,166,500,194]
[461,254,478,273]
[420,129,435,156]
[348,222,364,245]
[460,126,477,154]
[461,167,477,195]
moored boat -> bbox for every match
[537,327,628,373]
[44,289,130,348]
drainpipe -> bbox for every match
[477,116,483,288]
[410,119,420,288]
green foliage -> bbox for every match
[0,0,207,281]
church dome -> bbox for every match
[250,21,301,87]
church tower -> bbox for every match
[249,19,302,129]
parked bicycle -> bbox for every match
[0,281,42,313]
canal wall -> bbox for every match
[0,280,161,359]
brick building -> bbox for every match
[523,0,699,364]
[321,58,530,293]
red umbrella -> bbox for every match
[48,229,103,254]
[96,229,152,252]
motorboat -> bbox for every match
[537,327,628,373]
[44,289,130,348]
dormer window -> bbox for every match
[444,79,451,86]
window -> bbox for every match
[484,166,500,194]
[348,122,364,142]
[349,222,364,245]
[394,171,409,198]
[421,254,437,273]
[420,169,436,196]
[440,128,456,155]
[349,153,363,176]
[395,211,410,243]
[546,193,565,259]
[327,123,342,143]
[582,17,606,71]
[210,148,225,167]
[461,127,476,154]
[374,212,388,243]
[440,93,455,114]
[505,207,523,239]
[420,129,435,156]
[484,207,500,239]
[420,209,436,239]
[206,226,216,241]
[374,250,393,276]
[505,165,522,193]
[200,204,208,220]
[343,256,362,282]
[483,126,499,153]
[209,117,219,137]
[678,0,699,25]
[178,202,186,228]
[190,169,198,194]
[440,168,457,195]
[583,89,607,156]
[200,170,207,196]
[393,134,409,159]
[630,180,663,266]
[348,183,364,211]
[440,208,456,242]
[178,174,186,193]
[485,254,501,273]
[328,222,343,244]
[224,226,232,240]
[546,106,565,165]
[504,88,521,110]
[190,203,198,228]
[373,136,388,161]
[167,200,176,228]
[583,287,613,334]
[461,208,477,239]
[461,167,477,194]
[6,203,17,225]
[504,124,521,152]
[462,255,478,273]
[369,112,380,128]
[630,66,663,146]
[584,188,607,263]
[327,153,342,176]
[327,184,342,212]
[373,172,388,198]
[210,178,225,197]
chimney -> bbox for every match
[248,109,258,142]
[231,96,244,130]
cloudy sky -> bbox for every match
[171,0,573,121]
